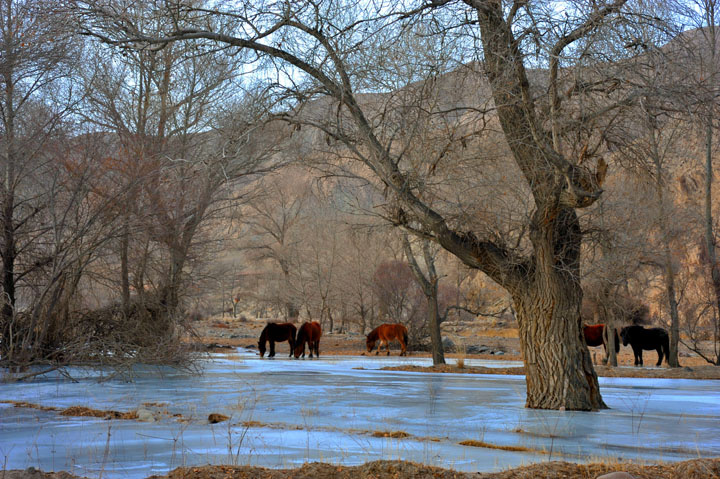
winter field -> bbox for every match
[1,349,719,479]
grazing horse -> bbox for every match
[583,324,620,357]
[366,323,408,356]
[620,325,670,366]
[258,322,296,358]
[294,321,322,359]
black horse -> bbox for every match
[620,325,669,366]
[258,322,297,358]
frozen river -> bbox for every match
[1,349,719,478]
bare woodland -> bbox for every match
[0,0,718,411]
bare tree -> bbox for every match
[75,0,679,409]
[335,226,386,334]
[673,0,720,365]
[402,232,445,365]
[240,171,310,321]
[0,0,80,363]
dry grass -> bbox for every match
[1,400,60,412]
[371,430,411,438]
[142,458,720,479]
[477,328,520,338]
[457,439,541,453]
[3,459,720,479]
[207,413,229,423]
[59,406,138,420]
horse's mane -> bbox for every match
[296,323,307,343]
[259,324,271,342]
[367,326,380,341]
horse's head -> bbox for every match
[620,327,630,346]
[293,344,303,359]
[258,340,266,357]
[366,336,376,353]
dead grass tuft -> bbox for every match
[371,430,411,439]
[1,400,60,412]
[458,439,539,453]
[149,458,720,479]
[60,406,138,420]
[241,420,264,428]
[208,413,229,424]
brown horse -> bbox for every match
[294,321,322,359]
[366,323,408,356]
[583,324,620,355]
[258,322,296,358]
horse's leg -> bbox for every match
[289,337,294,357]
[385,339,390,356]
[269,340,276,358]
[375,339,381,355]
[315,341,320,358]
[602,343,609,364]
[633,346,642,366]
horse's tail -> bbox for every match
[402,326,408,346]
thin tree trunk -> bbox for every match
[0,190,15,355]
[654,157,680,367]
[605,316,618,367]
[427,285,445,365]
[402,234,445,365]
[1,55,16,358]
[120,214,130,312]
[703,119,720,365]
[663,246,681,367]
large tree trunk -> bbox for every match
[508,206,606,410]
[514,269,604,410]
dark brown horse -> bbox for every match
[366,323,408,356]
[294,321,322,359]
[620,325,670,366]
[583,324,620,355]
[258,322,296,358]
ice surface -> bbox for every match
[1,349,718,478]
